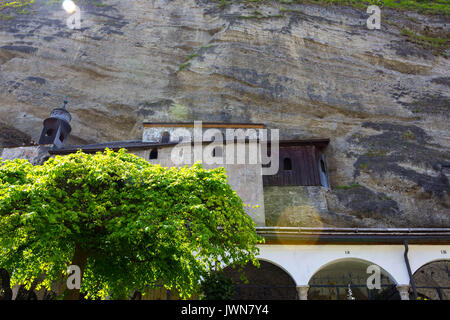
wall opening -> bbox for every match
[308,259,399,300]
[263,141,329,187]
[283,158,292,171]
[223,260,297,300]
[149,148,158,160]
[413,260,450,300]
[161,131,170,143]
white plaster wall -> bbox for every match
[142,126,261,143]
[256,244,450,286]
[1,146,41,162]
[0,145,51,165]
[143,127,194,143]
[408,245,450,274]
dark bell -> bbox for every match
[38,98,72,148]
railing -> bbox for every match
[308,284,399,300]
[133,284,450,300]
[415,286,450,300]
[233,284,297,300]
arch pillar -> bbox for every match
[396,285,411,300]
[296,285,309,300]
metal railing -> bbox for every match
[308,284,399,300]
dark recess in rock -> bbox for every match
[25,76,47,85]
[431,77,450,87]
[350,122,450,196]
[387,40,431,59]
[0,123,32,147]
[138,99,174,117]
[0,45,37,54]
[334,185,400,219]
[402,94,450,115]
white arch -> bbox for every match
[257,244,410,286]
[307,257,399,285]
[221,257,297,285]
[411,258,450,276]
[408,245,450,275]
[257,257,297,285]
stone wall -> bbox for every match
[0,145,50,165]
[264,185,331,227]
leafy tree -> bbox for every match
[200,271,235,300]
[0,149,262,300]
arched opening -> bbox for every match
[308,258,400,300]
[149,148,158,160]
[222,260,297,300]
[413,260,450,300]
[45,129,54,137]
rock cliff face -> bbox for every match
[0,0,449,227]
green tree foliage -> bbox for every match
[0,149,262,299]
[200,271,235,300]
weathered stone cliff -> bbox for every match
[0,0,449,227]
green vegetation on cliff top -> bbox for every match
[0,0,449,15]
[274,0,448,15]
[0,0,34,11]
[211,0,450,15]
